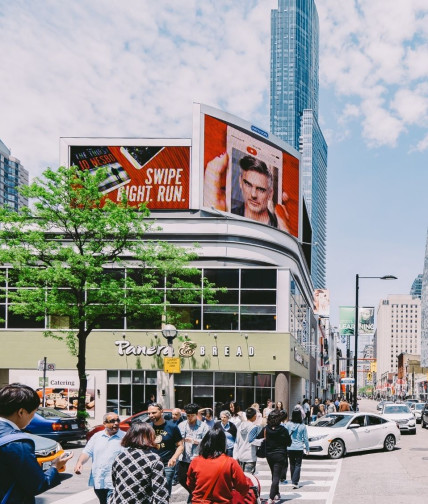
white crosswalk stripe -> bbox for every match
[170,457,343,503]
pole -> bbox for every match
[353,275,359,412]
[42,356,47,407]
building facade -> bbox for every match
[1,212,322,424]
[410,274,423,299]
[270,0,327,288]
[0,139,29,210]
[375,294,422,387]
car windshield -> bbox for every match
[37,407,74,418]
[414,404,424,411]
[312,414,351,428]
[383,405,410,414]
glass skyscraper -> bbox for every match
[0,139,29,211]
[270,0,327,288]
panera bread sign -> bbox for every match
[115,340,255,358]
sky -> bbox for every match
[0,0,427,326]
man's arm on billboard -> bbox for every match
[275,191,291,232]
[203,152,228,211]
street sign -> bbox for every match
[37,360,56,371]
[164,357,181,373]
[340,377,355,385]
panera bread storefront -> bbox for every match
[2,328,310,424]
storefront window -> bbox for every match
[215,373,235,386]
[193,372,214,385]
[241,269,276,288]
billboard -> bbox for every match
[60,139,191,209]
[194,105,300,237]
[314,289,330,317]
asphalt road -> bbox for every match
[36,398,428,504]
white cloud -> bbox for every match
[0,0,276,177]
[318,0,428,148]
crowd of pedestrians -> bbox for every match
[0,384,349,504]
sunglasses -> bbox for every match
[105,419,120,424]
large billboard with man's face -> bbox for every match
[60,139,191,210]
[198,107,300,237]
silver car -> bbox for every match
[410,402,424,423]
[381,404,416,434]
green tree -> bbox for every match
[0,165,214,419]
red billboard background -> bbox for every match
[202,115,299,237]
[69,144,190,210]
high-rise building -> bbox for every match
[0,139,29,210]
[270,0,327,288]
[376,294,421,380]
[410,274,423,299]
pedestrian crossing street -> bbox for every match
[171,457,342,504]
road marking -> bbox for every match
[49,489,95,503]
[326,458,342,504]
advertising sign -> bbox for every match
[339,306,375,336]
[314,289,330,317]
[60,139,191,210]
[197,106,300,237]
[339,306,355,337]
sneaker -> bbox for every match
[280,480,287,484]
[275,494,281,501]
[267,499,274,504]
[292,484,301,489]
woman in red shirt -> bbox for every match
[187,428,249,504]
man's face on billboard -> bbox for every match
[240,170,273,215]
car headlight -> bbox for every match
[309,434,329,441]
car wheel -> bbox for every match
[328,439,345,459]
[383,434,396,451]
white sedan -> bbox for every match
[381,404,416,434]
[307,412,401,459]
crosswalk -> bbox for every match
[170,457,342,504]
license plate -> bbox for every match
[42,461,52,471]
[71,424,78,430]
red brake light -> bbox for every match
[52,423,68,431]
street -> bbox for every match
[36,398,428,504]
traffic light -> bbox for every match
[367,371,373,381]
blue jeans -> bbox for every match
[288,450,304,485]
[164,465,175,496]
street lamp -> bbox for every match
[161,324,178,408]
[353,274,397,412]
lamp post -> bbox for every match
[161,324,178,409]
[353,274,397,412]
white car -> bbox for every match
[381,404,416,434]
[307,412,401,459]
[410,403,424,423]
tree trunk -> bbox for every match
[76,325,88,422]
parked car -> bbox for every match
[24,407,87,444]
[381,404,416,434]
[86,409,186,441]
[307,412,400,459]
[29,433,66,471]
[410,403,425,423]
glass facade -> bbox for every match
[270,0,327,289]
[270,0,319,151]
[106,369,274,416]
[0,139,29,211]
[0,266,277,332]
[300,110,327,288]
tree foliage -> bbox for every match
[0,165,214,418]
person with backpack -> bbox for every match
[286,408,310,489]
[233,407,262,474]
[0,383,72,504]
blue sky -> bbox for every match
[0,0,427,325]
